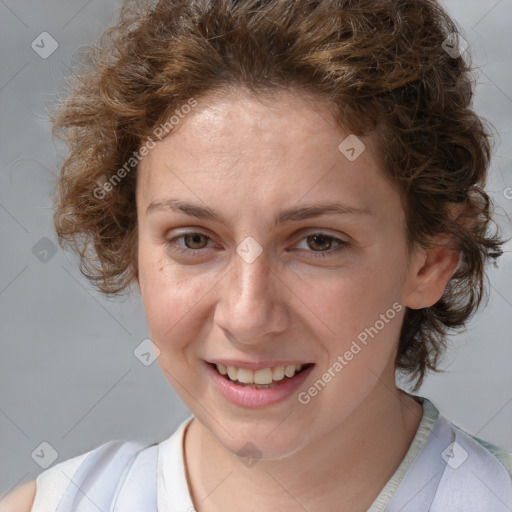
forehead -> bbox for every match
[182,89,334,144]
[144,89,352,168]
[136,88,398,223]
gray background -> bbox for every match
[1,0,511,497]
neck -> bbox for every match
[184,383,423,512]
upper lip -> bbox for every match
[206,359,314,370]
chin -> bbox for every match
[214,423,309,462]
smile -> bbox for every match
[212,362,313,388]
[204,361,316,407]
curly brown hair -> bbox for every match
[49,0,506,390]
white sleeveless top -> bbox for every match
[30,396,512,511]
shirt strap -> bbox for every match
[384,411,453,511]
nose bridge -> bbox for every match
[231,248,273,311]
[214,245,287,342]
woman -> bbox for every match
[3,0,511,510]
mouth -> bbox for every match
[207,361,315,390]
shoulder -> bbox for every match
[411,396,512,510]
[418,396,512,480]
[463,430,512,480]
[28,439,153,512]
[0,479,36,512]
[433,413,512,509]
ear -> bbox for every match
[405,242,461,310]
[405,202,468,309]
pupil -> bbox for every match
[185,233,206,249]
[308,234,331,251]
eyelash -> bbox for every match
[165,231,349,259]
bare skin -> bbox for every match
[135,88,460,511]
[0,480,36,512]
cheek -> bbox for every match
[316,262,404,361]
[138,247,213,350]
[138,248,183,337]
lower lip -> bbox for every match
[204,362,315,408]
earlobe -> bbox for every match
[405,245,461,310]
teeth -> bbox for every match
[237,367,257,384]
[215,363,306,384]
[272,365,285,381]
[226,365,237,381]
[285,365,298,378]
[255,368,274,384]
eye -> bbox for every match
[294,233,349,258]
[166,232,215,255]
[165,231,349,258]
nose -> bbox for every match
[213,248,289,346]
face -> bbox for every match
[136,89,422,459]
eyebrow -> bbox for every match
[145,199,372,226]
